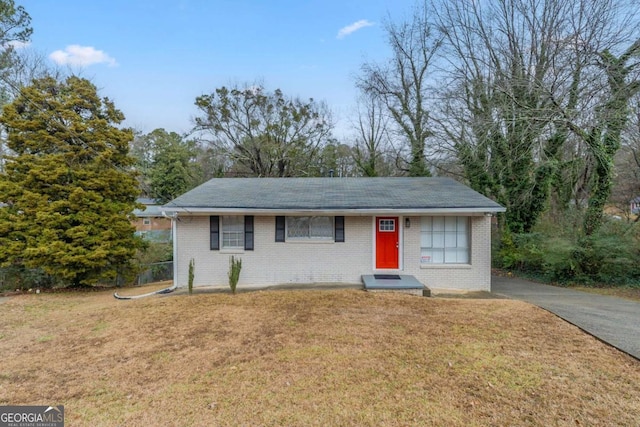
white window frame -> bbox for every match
[420,216,470,265]
[142,218,151,225]
[221,215,244,249]
[286,216,334,242]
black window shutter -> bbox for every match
[275,216,285,242]
[210,216,220,250]
[244,216,254,251]
[335,216,345,242]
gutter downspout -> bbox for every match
[171,213,178,289]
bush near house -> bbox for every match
[494,213,640,286]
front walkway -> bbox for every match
[492,276,640,360]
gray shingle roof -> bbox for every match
[133,205,165,218]
[133,197,164,217]
[163,177,505,213]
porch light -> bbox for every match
[405,218,411,228]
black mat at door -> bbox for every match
[374,274,401,280]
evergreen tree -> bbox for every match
[0,76,143,286]
[132,128,200,204]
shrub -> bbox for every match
[228,256,242,294]
[496,232,545,272]
[540,237,579,282]
[135,242,172,265]
[496,214,640,286]
[576,222,640,284]
[188,259,195,295]
[0,266,57,291]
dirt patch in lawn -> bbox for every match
[0,289,638,426]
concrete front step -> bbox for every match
[361,274,430,297]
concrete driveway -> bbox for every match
[492,276,640,360]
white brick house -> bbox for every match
[163,177,505,293]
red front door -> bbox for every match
[376,217,399,269]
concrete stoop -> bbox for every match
[362,274,430,297]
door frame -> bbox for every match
[372,216,403,270]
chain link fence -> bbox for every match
[136,261,173,286]
[1,261,174,290]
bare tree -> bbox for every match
[0,1,34,173]
[351,92,393,176]
[194,84,334,177]
[432,0,640,234]
[577,41,640,233]
[607,86,640,220]
[357,3,441,176]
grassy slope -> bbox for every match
[1,289,638,426]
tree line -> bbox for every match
[138,0,640,237]
[1,0,640,287]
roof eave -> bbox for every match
[161,206,506,216]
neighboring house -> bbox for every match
[631,197,640,215]
[163,177,505,293]
[133,198,172,242]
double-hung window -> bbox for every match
[420,216,469,264]
[221,216,244,249]
[210,215,254,251]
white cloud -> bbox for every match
[336,19,374,39]
[49,45,117,67]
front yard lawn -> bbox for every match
[0,288,638,426]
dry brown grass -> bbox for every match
[1,288,638,426]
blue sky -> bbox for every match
[21,0,416,139]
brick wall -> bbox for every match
[175,214,492,292]
[132,217,172,232]
[402,216,492,292]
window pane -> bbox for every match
[444,232,457,248]
[458,226,468,246]
[457,218,469,251]
[222,216,244,248]
[457,248,469,263]
[420,231,431,248]
[223,232,243,248]
[310,216,333,238]
[420,249,433,264]
[433,217,444,232]
[433,231,444,248]
[445,216,457,231]
[223,216,243,231]
[444,248,458,263]
[287,217,310,238]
